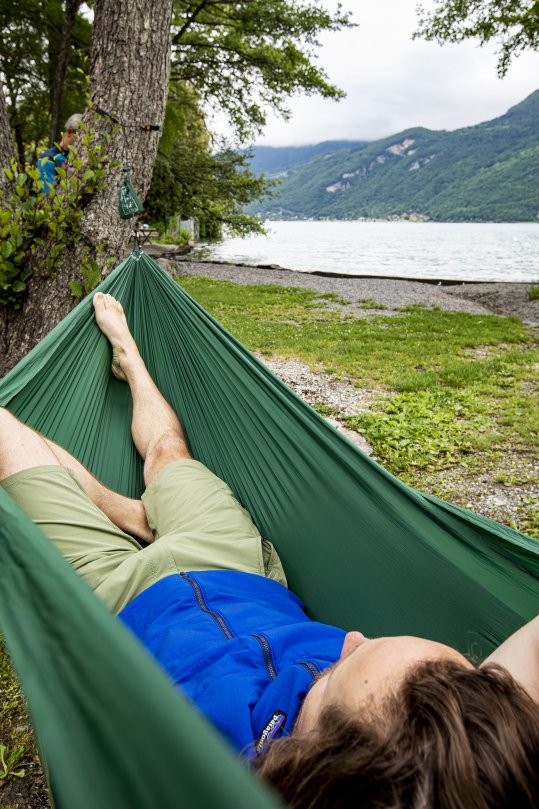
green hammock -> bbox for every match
[0,252,537,808]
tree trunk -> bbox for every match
[0,82,17,192]
[49,0,83,143]
[0,0,174,376]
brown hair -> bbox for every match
[255,661,539,808]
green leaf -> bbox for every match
[68,279,83,299]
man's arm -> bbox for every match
[37,155,56,194]
[481,615,539,704]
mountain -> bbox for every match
[249,92,539,222]
[245,141,368,177]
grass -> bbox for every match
[0,639,48,806]
[181,278,532,386]
[312,403,339,417]
[181,276,538,520]
[357,297,387,309]
[527,285,539,301]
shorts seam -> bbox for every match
[256,537,266,578]
[167,544,181,576]
[147,550,158,584]
[1,464,69,490]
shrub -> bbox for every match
[0,119,116,307]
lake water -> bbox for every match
[192,221,539,283]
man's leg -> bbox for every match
[93,292,288,592]
[92,292,192,486]
[0,407,59,478]
[42,437,152,542]
[0,408,151,542]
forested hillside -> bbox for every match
[251,91,539,222]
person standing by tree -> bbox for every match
[36,113,82,194]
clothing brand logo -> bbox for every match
[256,710,287,754]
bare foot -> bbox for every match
[93,292,140,381]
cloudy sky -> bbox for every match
[255,0,539,146]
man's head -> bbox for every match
[59,113,83,151]
[295,631,473,734]
[256,633,539,808]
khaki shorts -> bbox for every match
[1,460,287,613]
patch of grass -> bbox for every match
[398,302,428,312]
[0,743,26,781]
[179,278,533,387]
[0,639,48,805]
[178,277,538,536]
[312,403,338,417]
[527,285,539,301]
[316,292,351,305]
[494,471,537,486]
[357,298,387,310]
[513,498,539,536]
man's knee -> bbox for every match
[0,407,14,428]
[0,409,59,480]
[144,430,191,484]
[151,430,190,460]
[0,408,24,442]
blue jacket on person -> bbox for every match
[36,145,67,194]
[118,570,345,756]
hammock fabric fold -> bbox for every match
[0,251,537,807]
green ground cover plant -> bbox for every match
[0,639,48,806]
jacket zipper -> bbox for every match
[180,572,233,640]
[298,661,320,681]
[180,575,321,686]
[251,633,278,680]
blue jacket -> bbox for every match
[37,145,67,193]
[119,570,345,756]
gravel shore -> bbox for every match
[164,255,539,326]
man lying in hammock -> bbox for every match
[1,292,538,809]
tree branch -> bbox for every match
[172,0,212,44]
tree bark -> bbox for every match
[0,82,17,193]
[0,0,174,377]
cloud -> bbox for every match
[254,0,539,146]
